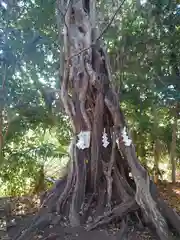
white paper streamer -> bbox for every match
[46,177,56,183]
[76,131,91,149]
[102,129,109,148]
[121,127,132,146]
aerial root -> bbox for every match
[117,218,129,239]
[86,199,138,231]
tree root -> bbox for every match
[150,179,180,236]
[86,199,138,231]
[14,212,53,240]
[56,138,76,214]
[116,218,128,239]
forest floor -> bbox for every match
[1,181,180,240]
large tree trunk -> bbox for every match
[15,1,180,240]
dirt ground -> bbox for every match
[1,181,180,240]
[6,214,157,240]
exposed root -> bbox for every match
[150,179,180,236]
[86,199,138,231]
[14,212,53,240]
[104,85,171,239]
[117,218,128,239]
[56,137,76,213]
[69,147,82,226]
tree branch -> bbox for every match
[96,0,126,42]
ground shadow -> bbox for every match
[1,182,180,240]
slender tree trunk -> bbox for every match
[152,102,161,184]
[168,20,180,184]
[0,111,3,159]
[170,105,177,184]
[153,139,161,184]
[0,71,6,163]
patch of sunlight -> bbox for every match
[0,1,7,9]
[173,188,180,196]
[26,129,34,137]
[47,53,53,62]
[140,0,147,5]
[36,198,40,205]
[0,219,6,231]
[18,209,25,215]
[39,77,46,84]
[17,1,24,7]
